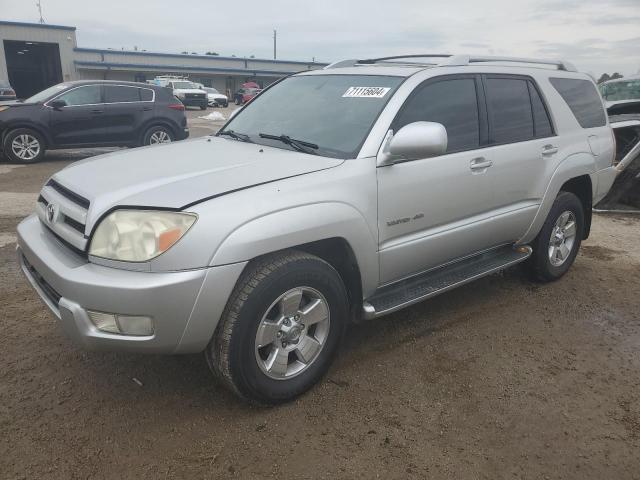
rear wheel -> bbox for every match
[527,191,584,282]
[3,128,46,164]
[207,250,349,404]
[143,125,174,146]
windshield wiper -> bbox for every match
[258,133,319,154]
[218,129,251,142]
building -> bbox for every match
[0,20,327,98]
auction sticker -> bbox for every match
[342,86,390,98]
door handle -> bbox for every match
[470,157,493,170]
[90,109,104,114]
[542,145,559,156]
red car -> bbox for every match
[234,85,262,105]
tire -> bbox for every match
[2,128,46,164]
[142,125,174,146]
[207,250,349,404]
[526,191,584,282]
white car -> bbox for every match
[202,87,228,107]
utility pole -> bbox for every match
[273,29,277,60]
[36,0,45,23]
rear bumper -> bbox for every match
[17,214,245,354]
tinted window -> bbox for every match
[56,85,101,106]
[140,88,154,101]
[528,82,553,138]
[550,78,606,128]
[485,78,533,144]
[104,85,140,103]
[394,78,480,152]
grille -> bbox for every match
[185,93,205,99]
[37,179,90,255]
[22,254,61,306]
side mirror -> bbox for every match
[49,99,66,110]
[381,121,448,165]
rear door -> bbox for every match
[102,85,155,144]
[479,75,557,241]
[47,84,107,146]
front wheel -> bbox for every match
[526,191,584,282]
[207,250,349,404]
[3,128,46,164]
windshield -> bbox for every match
[25,83,69,103]
[600,80,640,101]
[221,74,403,158]
[172,81,196,89]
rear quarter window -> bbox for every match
[549,78,607,128]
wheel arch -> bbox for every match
[559,175,592,239]
[519,152,596,244]
[139,119,179,145]
[2,123,52,148]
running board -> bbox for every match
[362,245,532,320]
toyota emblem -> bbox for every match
[46,203,56,223]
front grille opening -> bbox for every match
[63,215,85,234]
[22,255,61,305]
[47,179,90,209]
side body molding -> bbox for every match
[210,202,379,297]
[518,152,596,245]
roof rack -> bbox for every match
[324,54,577,72]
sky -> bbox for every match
[2,0,640,77]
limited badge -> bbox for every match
[342,87,390,98]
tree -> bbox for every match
[610,72,623,80]
[597,73,611,84]
[205,51,219,56]
[181,51,188,55]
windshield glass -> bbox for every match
[25,83,69,103]
[172,81,196,89]
[600,80,640,101]
[221,74,403,158]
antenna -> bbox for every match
[36,0,45,23]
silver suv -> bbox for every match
[17,54,617,403]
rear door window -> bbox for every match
[528,82,554,138]
[140,88,154,101]
[393,77,480,153]
[549,78,607,128]
[104,85,140,103]
[485,77,534,144]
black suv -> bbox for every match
[0,81,189,163]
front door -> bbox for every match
[48,84,107,146]
[377,75,496,284]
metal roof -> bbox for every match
[74,61,303,77]
[0,20,76,31]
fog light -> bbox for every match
[117,315,154,336]
[88,311,119,334]
[87,311,154,336]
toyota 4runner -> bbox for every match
[17,54,617,403]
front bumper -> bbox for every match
[17,214,246,354]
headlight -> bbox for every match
[89,210,197,262]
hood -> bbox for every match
[51,136,344,224]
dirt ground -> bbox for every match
[1,114,639,479]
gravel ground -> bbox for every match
[0,113,639,479]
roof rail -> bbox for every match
[325,54,577,72]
